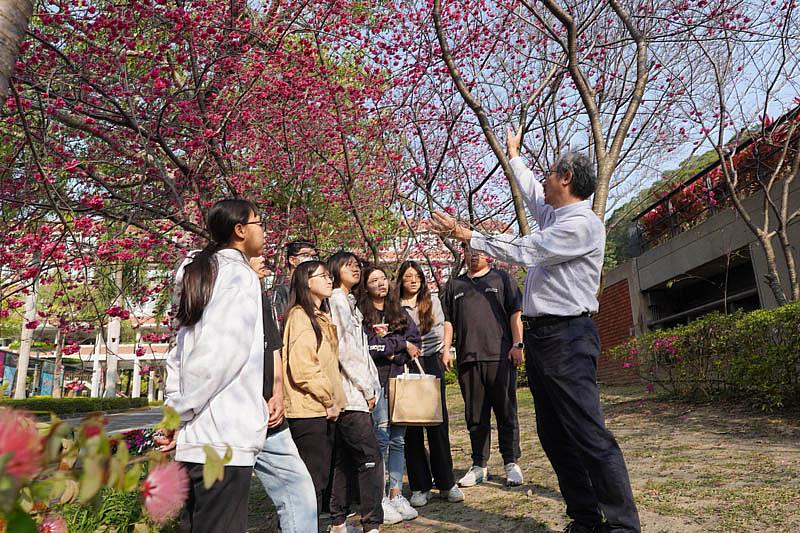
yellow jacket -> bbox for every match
[282,306,347,418]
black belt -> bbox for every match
[522,312,591,328]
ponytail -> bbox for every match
[175,198,257,327]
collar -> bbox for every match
[217,248,248,262]
[553,199,592,217]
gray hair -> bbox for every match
[554,151,596,200]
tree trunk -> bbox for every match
[103,268,124,398]
[759,234,788,306]
[0,0,34,100]
[13,277,37,399]
[52,329,64,398]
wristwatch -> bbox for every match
[513,341,524,349]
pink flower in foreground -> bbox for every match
[142,462,189,524]
[0,407,43,480]
[39,514,67,533]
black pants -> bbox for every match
[288,417,336,518]
[179,462,252,533]
[524,316,640,532]
[457,358,521,467]
[405,354,456,491]
[330,411,384,530]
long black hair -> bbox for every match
[357,264,408,332]
[287,260,330,349]
[394,260,434,334]
[176,198,257,327]
[327,251,359,289]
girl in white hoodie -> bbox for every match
[159,198,268,533]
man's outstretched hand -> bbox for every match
[506,124,523,159]
[429,211,471,242]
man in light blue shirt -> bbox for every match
[430,125,640,533]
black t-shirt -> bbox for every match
[261,292,283,402]
[441,268,522,363]
[270,283,290,329]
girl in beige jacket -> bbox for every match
[282,260,346,523]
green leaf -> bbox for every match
[107,456,125,490]
[79,456,105,503]
[155,405,180,431]
[4,506,37,533]
[202,446,225,490]
[133,522,151,533]
[124,463,142,492]
[44,420,73,463]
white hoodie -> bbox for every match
[165,248,268,466]
[328,288,381,412]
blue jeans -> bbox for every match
[253,426,317,533]
[373,386,407,493]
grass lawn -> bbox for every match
[246,385,800,532]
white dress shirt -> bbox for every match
[469,156,606,317]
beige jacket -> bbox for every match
[282,306,347,418]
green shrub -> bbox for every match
[611,301,800,410]
[0,396,149,415]
[62,488,144,533]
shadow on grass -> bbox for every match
[245,475,558,532]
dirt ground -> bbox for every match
[246,385,800,532]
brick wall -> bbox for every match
[595,279,639,385]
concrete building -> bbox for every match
[596,109,800,384]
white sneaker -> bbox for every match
[458,465,488,487]
[505,462,524,486]
[410,490,431,507]
[390,494,418,520]
[442,484,465,502]
[382,496,403,524]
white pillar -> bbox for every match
[90,333,102,398]
[147,370,155,402]
[103,316,121,398]
[13,282,38,399]
[131,331,142,398]
[132,357,142,398]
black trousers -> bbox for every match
[288,417,336,518]
[457,358,521,467]
[179,462,252,533]
[405,354,456,491]
[330,411,384,530]
[524,316,640,532]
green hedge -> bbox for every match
[611,301,800,410]
[0,396,149,415]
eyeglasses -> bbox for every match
[242,219,265,229]
[309,272,333,281]
[293,252,318,261]
[344,260,361,270]
[402,274,421,281]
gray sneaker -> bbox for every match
[504,462,524,486]
[410,490,431,507]
[442,484,465,502]
[457,465,488,487]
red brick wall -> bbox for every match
[595,279,639,385]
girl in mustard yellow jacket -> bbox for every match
[282,260,347,522]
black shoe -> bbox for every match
[563,522,602,533]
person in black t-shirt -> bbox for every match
[441,243,525,488]
[249,256,317,533]
[270,240,318,328]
